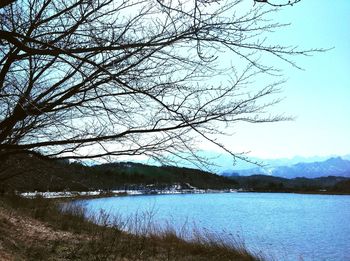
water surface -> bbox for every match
[78,193,350,261]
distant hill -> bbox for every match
[1,154,349,194]
[0,154,238,192]
[223,157,350,179]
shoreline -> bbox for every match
[0,195,258,261]
[19,188,240,199]
[18,188,350,199]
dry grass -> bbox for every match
[0,195,263,261]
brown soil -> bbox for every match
[0,205,85,260]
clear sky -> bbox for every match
[200,0,350,159]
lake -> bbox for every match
[77,193,350,261]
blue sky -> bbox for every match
[201,0,350,159]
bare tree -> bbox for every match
[0,0,321,169]
[253,0,301,7]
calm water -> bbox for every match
[77,193,350,261]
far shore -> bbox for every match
[18,188,240,199]
[18,188,350,199]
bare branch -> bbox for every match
[254,0,301,7]
[0,0,322,168]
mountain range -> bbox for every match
[222,157,350,179]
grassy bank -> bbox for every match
[0,195,262,261]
